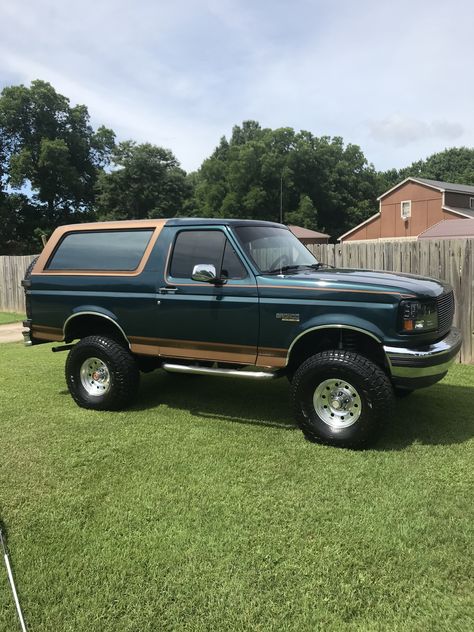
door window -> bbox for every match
[169,230,247,280]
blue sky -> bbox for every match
[1,0,472,172]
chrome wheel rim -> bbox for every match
[313,378,362,428]
[80,357,111,396]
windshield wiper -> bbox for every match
[265,264,306,274]
[304,262,335,270]
[265,262,334,274]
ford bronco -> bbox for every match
[22,218,461,448]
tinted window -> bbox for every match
[47,230,153,271]
[169,230,248,280]
[170,230,226,278]
[234,226,318,272]
[221,240,247,280]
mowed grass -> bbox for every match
[0,342,472,631]
[0,312,25,325]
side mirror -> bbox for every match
[192,264,220,283]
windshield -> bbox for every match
[233,226,319,274]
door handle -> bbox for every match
[159,286,179,294]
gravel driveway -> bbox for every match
[0,323,23,343]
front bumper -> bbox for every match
[384,327,462,389]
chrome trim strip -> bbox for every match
[384,328,461,360]
[286,325,382,363]
[388,358,456,379]
[384,327,461,378]
[63,312,131,348]
[162,363,277,380]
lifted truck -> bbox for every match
[22,218,461,448]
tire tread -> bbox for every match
[65,335,139,410]
[291,350,393,448]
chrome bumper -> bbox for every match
[22,320,33,346]
[384,327,462,382]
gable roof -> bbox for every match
[288,225,329,239]
[338,212,380,241]
[418,218,474,239]
[378,177,474,200]
[442,205,474,219]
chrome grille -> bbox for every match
[437,290,454,336]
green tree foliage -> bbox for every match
[0,80,115,250]
[190,122,379,238]
[95,141,190,220]
[379,147,474,192]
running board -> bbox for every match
[162,363,278,380]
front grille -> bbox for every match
[437,290,454,336]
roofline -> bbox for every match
[442,205,474,219]
[377,177,443,200]
[417,219,445,238]
[378,177,474,201]
[338,212,380,241]
[287,225,330,238]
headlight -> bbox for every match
[399,300,438,333]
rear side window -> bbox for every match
[47,230,154,271]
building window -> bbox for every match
[401,200,411,220]
[470,197,474,209]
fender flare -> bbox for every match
[63,310,130,347]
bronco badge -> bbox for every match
[276,313,300,322]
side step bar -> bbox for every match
[162,363,278,380]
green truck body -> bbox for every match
[22,218,461,447]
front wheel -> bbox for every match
[65,335,139,410]
[291,350,394,448]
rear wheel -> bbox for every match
[291,350,393,448]
[65,335,139,410]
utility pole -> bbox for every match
[280,172,283,224]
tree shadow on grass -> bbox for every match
[133,372,474,449]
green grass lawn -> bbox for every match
[0,342,472,631]
[0,312,25,325]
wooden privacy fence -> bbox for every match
[0,239,473,362]
[0,255,37,313]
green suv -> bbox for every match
[22,218,461,448]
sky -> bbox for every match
[1,0,472,173]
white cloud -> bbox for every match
[368,114,464,146]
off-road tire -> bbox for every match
[23,256,40,319]
[24,256,39,280]
[291,350,394,449]
[394,387,414,398]
[65,335,139,410]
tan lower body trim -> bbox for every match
[130,336,256,364]
[256,347,287,368]
[31,324,64,342]
[129,336,288,366]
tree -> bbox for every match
[191,122,379,238]
[0,80,115,229]
[286,195,318,229]
[379,147,474,193]
[95,141,190,220]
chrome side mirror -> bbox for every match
[192,264,219,283]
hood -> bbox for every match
[259,267,448,299]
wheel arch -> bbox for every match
[286,325,388,373]
[64,311,130,348]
